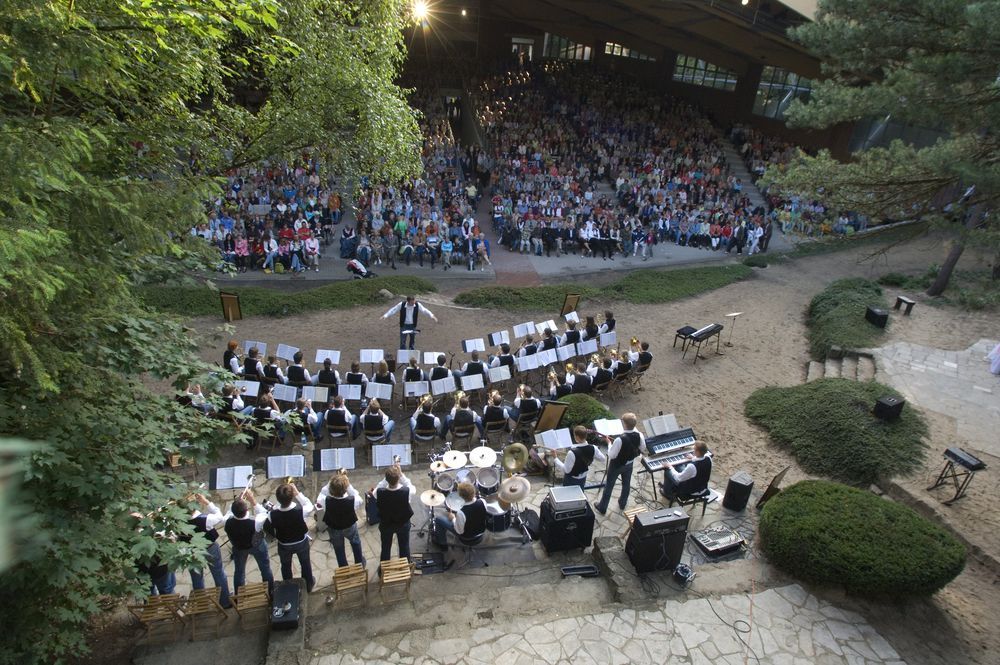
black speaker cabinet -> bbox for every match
[722,471,754,512]
[865,306,889,328]
[270,580,301,631]
[874,395,905,421]
[539,501,594,553]
[625,509,689,573]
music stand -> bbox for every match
[219,292,242,322]
[560,293,581,318]
[725,312,743,347]
[754,465,790,509]
[534,400,569,436]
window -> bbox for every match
[543,33,592,61]
[604,42,655,62]
[753,66,813,120]
[672,54,737,91]
[511,37,534,62]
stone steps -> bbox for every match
[722,143,768,211]
[805,351,877,383]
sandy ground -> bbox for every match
[185,234,998,665]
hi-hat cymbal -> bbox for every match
[469,446,498,468]
[429,461,449,473]
[498,476,531,503]
[420,489,446,507]
[443,450,468,469]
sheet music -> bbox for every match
[301,386,328,404]
[535,428,572,449]
[576,339,598,356]
[243,340,267,357]
[599,331,617,348]
[271,383,297,403]
[276,344,299,361]
[313,448,356,472]
[564,311,580,324]
[535,320,558,335]
[488,330,510,347]
[404,381,429,397]
[460,374,485,391]
[397,350,421,363]
[210,465,254,491]
[431,376,456,395]
[266,455,306,479]
[314,349,341,364]
[360,348,384,363]
[423,351,444,365]
[513,321,536,338]
[338,384,362,401]
[536,349,557,366]
[234,380,259,397]
[642,414,680,437]
[556,345,576,362]
[372,444,412,468]
[593,418,625,437]
[488,366,511,383]
[515,354,539,372]
[462,338,486,353]
[365,381,393,401]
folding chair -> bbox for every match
[182,588,228,640]
[232,583,270,630]
[449,423,478,451]
[483,420,508,449]
[629,362,651,393]
[128,594,185,644]
[378,558,412,603]
[332,564,368,609]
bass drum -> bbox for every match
[433,471,456,494]
[475,467,501,498]
[485,499,512,532]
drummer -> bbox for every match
[550,425,607,488]
[433,482,487,549]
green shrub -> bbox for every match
[877,272,908,287]
[807,277,887,359]
[744,378,928,485]
[743,255,769,268]
[760,480,965,598]
[558,394,614,430]
[138,277,436,318]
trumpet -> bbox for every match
[565,362,574,374]
[547,369,557,383]
[420,392,433,406]
[610,348,620,360]
[454,389,466,403]
[590,353,601,365]
[631,336,640,347]
[489,389,502,402]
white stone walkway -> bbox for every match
[308,584,905,665]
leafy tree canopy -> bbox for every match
[0,1,420,662]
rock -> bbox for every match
[379,289,394,299]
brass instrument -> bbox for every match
[454,389,466,404]
[609,348,620,360]
[420,392,433,407]
[631,336,640,347]
[547,369,557,383]
[590,353,601,365]
[565,362,574,374]
[489,389,502,403]
[239,473,255,500]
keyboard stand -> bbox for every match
[927,458,980,505]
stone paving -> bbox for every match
[307,584,906,665]
[872,338,1000,458]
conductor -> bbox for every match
[382,295,438,350]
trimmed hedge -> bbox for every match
[558,394,614,430]
[744,378,928,486]
[138,276,436,318]
[454,264,753,311]
[807,277,887,360]
[760,480,966,598]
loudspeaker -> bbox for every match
[874,395,905,421]
[723,471,754,512]
[625,509,689,573]
[865,306,888,328]
[270,580,301,631]
[539,501,594,553]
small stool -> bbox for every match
[622,506,648,539]
[674,326,697,350]
[667,489,716,517]
[894,296,916,315]
[232,583,270,630]
[332,564,368,609]
[182,588,228,640]
[378,558,412,603]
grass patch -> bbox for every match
[138,276,437,318]
[807,277,887,359]
[760,480,965,599]
[745,378,929,486]
[743,254,769,268]
[454,264,754,310]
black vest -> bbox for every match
[638,351,653,367]
[464,362,484,378]
[376,487,413,528]
[676,456,712,496]
[364,413,385,433]
[430,366,450,381]
[318,369,339,385]
[263,364,280,380]
[553,383,572,398]
[460,501,487,539]
[253,407,273,422]
[374,372,393,385]
[322,495,358,530]
[484,405,506,426]
[564,330,581,345]
[346,372,364,385]
[415,412,438,431]
[325,408,348,426]
[269,506,308,544]
[614,360,633,378]
[244,358,260,377]
[615,432,641,464]
[567,444,596,477]
[541,337,557,351]
[224,350,238,374]
[404,367,424,382]
[594,368,613,387]
[225,516,256,550]
[398,301,418,326]
[497,354,515,369]
[571,374,592,394]
[523,345,537,356]
[287,365,306,384]
[518,398,539,417]
[604,319,616,332]
[188,514,219,544]
[453,409,475,428]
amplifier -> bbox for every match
[631,508,690,540]
[625,518,688,573]
[539,500,594,553]
[874,395,905,421]
[270,580,301,631]
[547,485,588,512]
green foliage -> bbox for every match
[743,255,769,268]
[558,394,614,430]
[877,272,910,287]
[759,480,965,598]
[454,264,753,310]
[139,277,436,318]
[744,378,929,486]
[807,278,887,359]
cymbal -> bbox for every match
[429,461,449,473]
[498,476,531,503]
[420,489,446,507]
[443,450,467,469]
[502,443,529,473]
[469,446,498,468]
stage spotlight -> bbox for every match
[741,0,750,5]
[413,0,429,21]
[461,8,468,17]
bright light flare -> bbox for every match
[413,0,430,21]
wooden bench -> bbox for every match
[332,564,369,609]
[378,558,413,603]
[894,295,916,315]
[232,583,271,630]
[128,594,185,644]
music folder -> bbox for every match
[314,349,341,365]
[338,384,362,401]
[431,376,456,396]
[555,345,576,362]
[404,380,429,397]
[271,383,297,403]
[488,365,511,383]
[535,428,572,450]
[513,321,536,338]
[423,352,444,365]
[642,414,680,437]
[515,354,539,372]
[301,386,329,405]
[266,455,306,479]
[243,340,267,357]
[535,320,558,335]
[360,348,384,364]
[488,330,510,347]
[564,311,580,324]
[397,350,421,363]
[372,444,412,468]
[593,418,624,437]
[460,374,485,391]
[209,465,254,491]
[234,380,260,397]
[365,381,393,401]
[462,338,486,353]
[275,343,299,361]
[536,349,557,366]
[599,331,617,348]
[576,339,598,356]
[312,448,356,472]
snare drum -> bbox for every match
[455,467,475,487]
[433,471,456,494]
[475,467,501,497]
[485,500,512,532]
[445,490,465,513]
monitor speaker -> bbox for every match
[874,395,905,421]
[539,501,594,553]
[865,306,888,328]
